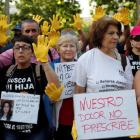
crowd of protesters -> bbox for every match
[0,5,140,140]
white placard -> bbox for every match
[54,62,76,99]
[0,91,40,124]
[73,90,139,140]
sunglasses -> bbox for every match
[131,35,140,42]
[61,32,76,36]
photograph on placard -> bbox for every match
[0,99,14,121]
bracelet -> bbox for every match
[45,68,51,72]
[43,62,49,67]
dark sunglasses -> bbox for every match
[61,32,76,36]
[131,35,140,42]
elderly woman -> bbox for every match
[71,16,133,140]
[50,33,80,140]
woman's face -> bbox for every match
[101,25,120,49]
[130,35,140,49]
[13,41,33,66]
[3,103,10,113]
[59,41,77,62]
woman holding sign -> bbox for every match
[48,32,80,140]
[71,16,133,140]
[0,34,60,140]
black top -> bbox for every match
[0,63,48,133]
[128,50,140,76]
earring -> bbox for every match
[131,44,133,47]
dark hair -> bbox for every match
[88,21,96,50]
[0,101,12,121]
[126,36,135,51]
[90,16,122,48]
[22,19,40,31]
[13,35,35,52]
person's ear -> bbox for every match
[130,39,133,45]
[130,39,133,48]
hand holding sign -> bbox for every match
[45,83,64,101]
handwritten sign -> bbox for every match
[1,91,40,124]
[55,62,76,99]
[73,90,139,139]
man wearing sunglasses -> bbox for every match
[0,19,59,69]
[125,26,140,76]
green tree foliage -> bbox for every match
[89,0,136,26]
[0,0,13,14]
[0,0,5,14]
[10,0,82,29]
[82,21,92,36]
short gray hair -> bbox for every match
[56,33,80,52]
[22,19,40,31]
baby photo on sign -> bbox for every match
[0,99,14,121]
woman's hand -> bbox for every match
[49,15,63,31]
[41,21,50,35]
[93,6,105,21]
[70,14,83,30]
[32,15,43,24]
[0,25,11,46]
[48,30,60,49]
[0,15,12,46]
[32,35,50,62]
[45,83,64,101]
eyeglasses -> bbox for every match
[61,32,76,36]
[131,35,140,42]
[13,45,31,52]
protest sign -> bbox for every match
[73,90,139,139]
[55,62,76,99]
[0,91,40,124]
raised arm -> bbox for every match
[0,14,12,47]
[77,29,88,52]
[119,24,130,48]
[32,35,60,88]
[88,6,105,50]
[113,8,130,49]
[70,14,88,52]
